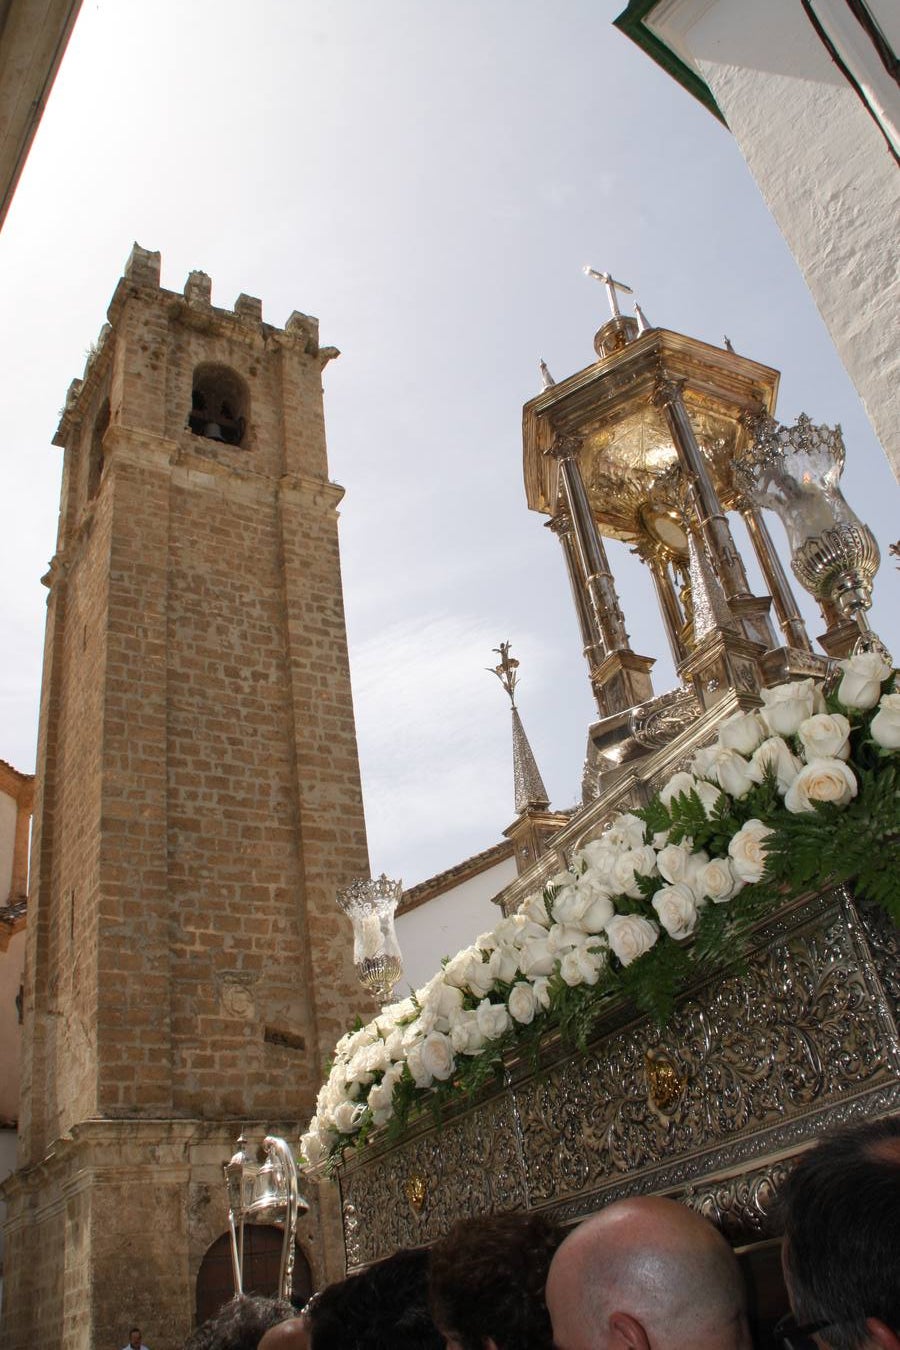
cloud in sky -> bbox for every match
[0,0,896,890]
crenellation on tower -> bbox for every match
[233,291,262,324]
[122,240,161,289]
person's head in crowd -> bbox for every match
[779,1115,900,1350]
[428,1210,562,1350]
[546,1195,750,1350]
[257,1315,311,1350]
[307,1247,442,1350]
[183,1294,294,1350]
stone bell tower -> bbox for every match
[1,246,370,1350]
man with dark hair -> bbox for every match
[307,1247,443,1350]
[546,1196,750,1350]
[429,1211,562,1350]
[183,1294,294,1350]
[779,1115,900,1350]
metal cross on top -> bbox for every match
[583,266,633,319]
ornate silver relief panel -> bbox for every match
[336,889,900,1264]
[339,1091,526,1268]
[513,889,900,1224]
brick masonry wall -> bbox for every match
[4,252,371,1349]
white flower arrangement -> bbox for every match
[301,657,899,1171]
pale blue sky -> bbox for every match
[1,1,897,885]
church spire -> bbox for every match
[489,642,550,813]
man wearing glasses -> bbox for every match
[777,1115,900,1350]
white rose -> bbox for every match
[488,944,520,985]
[488,918,545,950]
[376,997,415,1036]
[870,692,900,750]
[606,914,659,966]
[581,893,616,933]
[798,712,851,762]
[508,981,538,1024]
[384,1026,406,1060]
[405,1040,433,1088]
[728,819,773,883]
[343,1052,374,1089]
[341,1025,378,1057]
[604,812,647,850]
[660,772,722,815]
[476,998,511,1041]
[551,885,591,924]
[420,1031,456,1081]
[360,1039,392,1076]
[659,772,701,808]
[784,759,858,814]
[759,679,823,736]
[696,857,742,903]
[749,737,802,794]
[691,744,719,780]
[519,890,551,927]
[577,839,618,880]
[442,947,478,988]
[417,979,464,1033]
[548,922,586,953]
[706,747,757,799]
[838,651,892,711]
[532,976,552,1010]
[443,948,495,997]
[300,1128,328,1166]
[548,868,575,891]
[449,1011,486,1056]
[559,941,605,987]
[332,1099,366,1135]
[657,843,709,888]
[717,710,766,756]
[517,936,556,978]
[368,1063,403,1127]
[652,882,701,940]
[611,845,658,898]
[694,779,725,814]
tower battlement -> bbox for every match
[52,244,339,503]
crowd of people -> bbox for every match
[172,1114,898,1350]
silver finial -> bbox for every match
[583,266,633,319]
[539,359,555,390]
[634,302,651,334]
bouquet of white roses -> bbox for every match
[301,654,898,1171]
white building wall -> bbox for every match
[0,793,16,904]
[395,855,518,993]
[647,0,900,481]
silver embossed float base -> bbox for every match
[336,887,900,1268]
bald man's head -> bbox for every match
[257,1316,311,1350]
[546,1197,750,1350]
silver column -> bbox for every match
[741,506,812,651]
[551,436,630,654]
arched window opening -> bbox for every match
[194,1226,312,1327]
[188,364,247,447]
[87,399,110,500]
